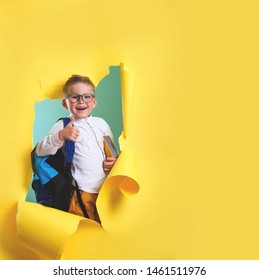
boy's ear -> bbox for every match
[62,99,68,109]
[93,98,97,108]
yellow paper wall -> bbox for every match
[1,0,259,259]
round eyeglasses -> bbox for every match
[66,93,95,104]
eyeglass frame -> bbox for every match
[65,93,96,104]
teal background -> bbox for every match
[26,66,122,202]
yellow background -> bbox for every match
[1,0,259,259]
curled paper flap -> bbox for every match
[97,149,139,230]
[106,149,139,196]
[16,201,101,259]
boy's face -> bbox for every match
[62,82,97,118]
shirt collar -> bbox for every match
[69,114,92,122]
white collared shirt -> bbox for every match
[36,116,113,193]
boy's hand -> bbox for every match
[103,157,117,175]
[58,116,79,142]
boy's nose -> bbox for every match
[78,96,84,103]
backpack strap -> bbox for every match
[60,117,89,219]
[60,118,75,164]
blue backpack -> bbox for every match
[31,117,89,217]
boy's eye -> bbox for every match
[82,95,91,101]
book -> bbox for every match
[103,135,119,158]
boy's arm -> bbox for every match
[36,117,79,156]
[36,120,64,156]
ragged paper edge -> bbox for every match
[16,201,102,259]
[15,64,140,259]
[120,63,136,139]
[96,64,140,231]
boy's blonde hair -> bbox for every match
[63,74,96,96]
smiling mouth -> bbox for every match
[76,107,87,111]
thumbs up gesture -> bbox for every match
[58,116,80,142]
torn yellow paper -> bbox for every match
[97,150,140,231]
[1,0,259,260]
[15,59,140,259]
[106,149,139,196]
[16,201,101,259]
[15,60,139,259]
[120,63,136,139]
[61,219,106,260]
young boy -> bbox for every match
[36,74,117,224]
